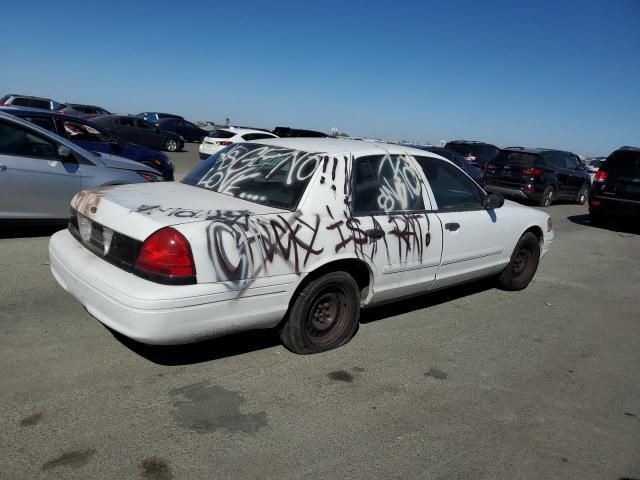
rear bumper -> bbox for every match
[49,230,292,345]
[589,195,640,219]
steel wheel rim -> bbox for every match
[512,245,534,276]
[305,284,351,346]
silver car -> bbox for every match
[0,111,163,220]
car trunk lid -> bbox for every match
[70,182,287,242]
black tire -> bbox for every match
[280,271,360,354]
[576,184,589,205]
[497,232,541,291]
[164,138,179,152]
[538,186,554,207]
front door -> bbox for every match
[0,118,80,219]
[414,156,507,289]
[349,152,443,304]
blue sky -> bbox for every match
[1,0,638,156]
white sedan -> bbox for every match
[198,127,278,160]
[49,138,554,354]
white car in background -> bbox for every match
[198,127,278,159]
[49,138,553,354]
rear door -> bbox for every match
[0,118,80,219]
[415,156,507,289]
[113,117,138,143]
[547,151,572,197]
[350,153,443,303]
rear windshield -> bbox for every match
[492,151,539,167]
[182,143,324,210]
[208,130,235,139]
[445,143,485,158]
[605,150,640,173]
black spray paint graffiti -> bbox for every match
[206,212,324,289]
[196,144,325,195]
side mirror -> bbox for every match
[57,145,73,160]
[485,192,504,209]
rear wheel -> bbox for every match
[576,184,589,205]
[164,138,178,152]
[497,232,541,291]
[280,271,360,354]
[538,186,554,207]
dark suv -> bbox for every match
[483,147,591,207]
[444,140,500,168]
[589,146,640,223]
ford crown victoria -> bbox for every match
[49,139,554,354]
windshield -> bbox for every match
[182,143,324,210]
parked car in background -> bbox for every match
[0,94,66,111]
[589,146,640,224]
[407,145,482,184]
[0,111,163,221]
[586,158,605,181]
[62,103,112,118]
[49,138,553,354]
[1,108,174,180]
[272,127,329,138]
[92,115,184,152]
[198,127,278,159]
[484,147,591,207]
[157,118,209,142]
[136,112,183,123]
[444,140,500,168]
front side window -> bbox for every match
[417,157,484,211]
[208,130,235,139]
[0,120,57,160]
[352,154,425,214]
[116,117,134,127]
[182,143,324,210]
[136,120,155,130]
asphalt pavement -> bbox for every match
[0,143,638,480]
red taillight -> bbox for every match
[521,167,543,178]
[134,227,196,281]
[593,170,608,183]
[590,199,601,206]
[218,141,232,146]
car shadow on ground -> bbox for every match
[0,222,66,239]
[568,214,639,235]
[114,278,495,366]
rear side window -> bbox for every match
[545,152,565,170]
[136,120,156,130]
[493,151,539,167]
[0,119,58,160]
[352,154,425,214]
[606,150,640,173]
[242,133,276,141]
[416,157,484,211]
[22,116,56,133]
[208,130,235,139]
[10,97,30,107]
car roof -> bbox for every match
[217,127,277,135]
[0,107,89,122]
[243,137,445,157]
[502,146,574,155]
[446,140,494,146]
[4,93,53,101]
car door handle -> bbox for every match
[364,228,385,240]
[445,222,460,231]
[0,164,7,172]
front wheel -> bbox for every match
[576,184,589,205]
[280,271,360,354]
[497,232,541,291]
[164,138,179,152]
